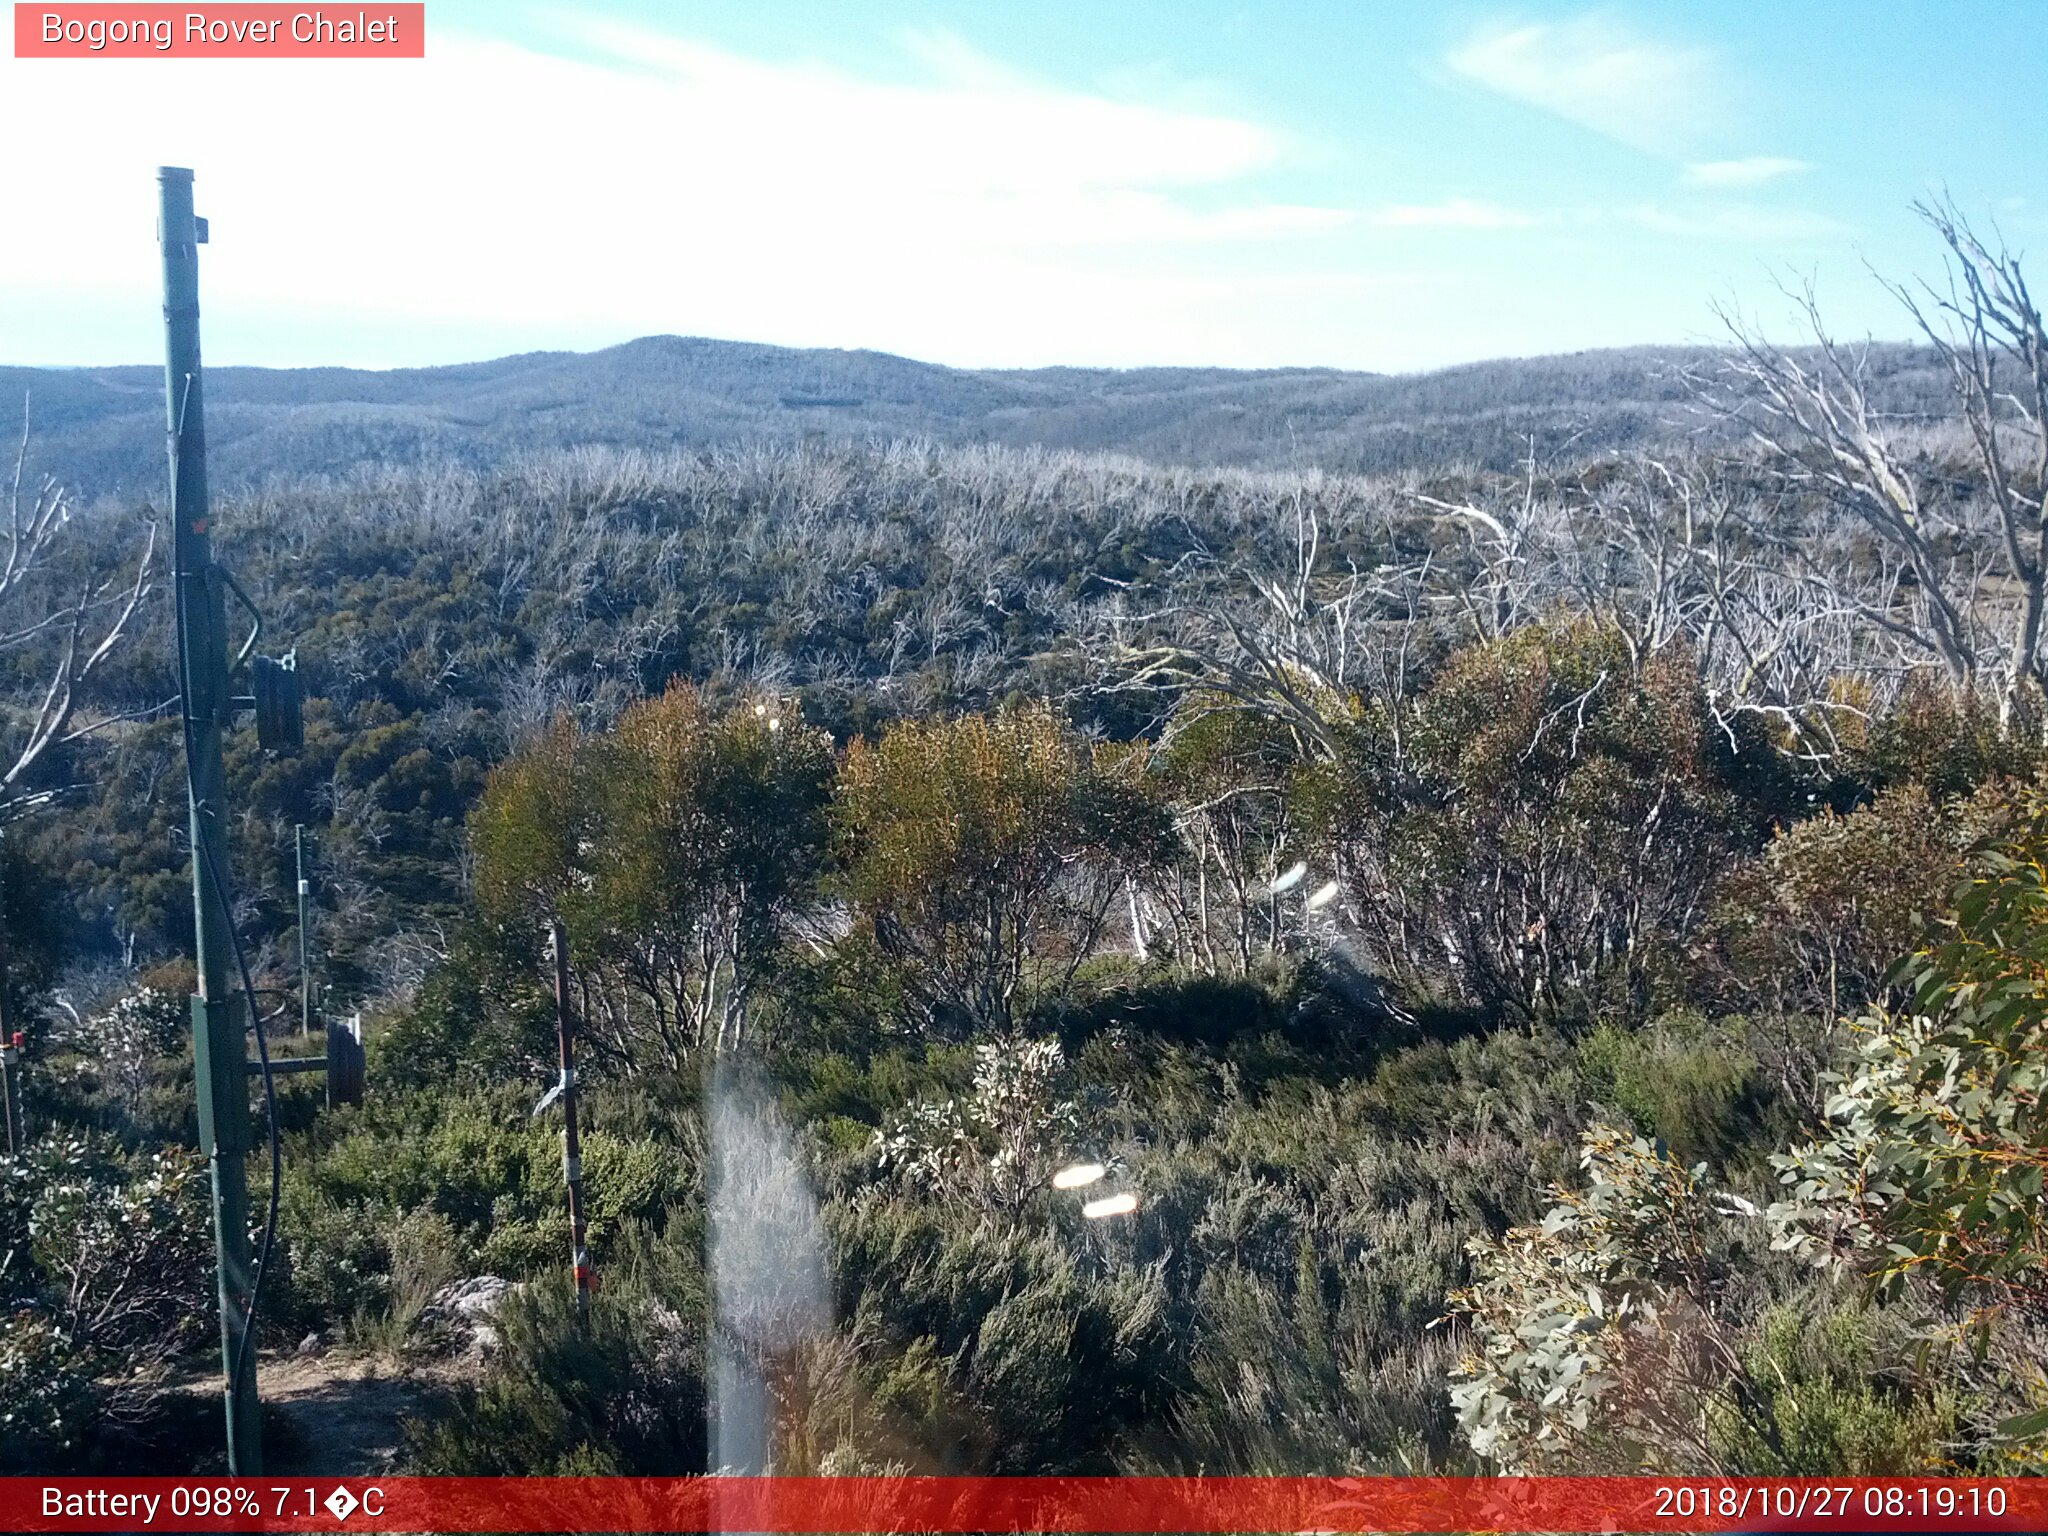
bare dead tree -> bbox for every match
[1889,195,2048,706]
[0,401,158,823]
[1099,483,1393,762]
[1705,199,2048,721]
[1709,292,1981,687]
[1413,436,1567,645]
[1560,455,1908,766]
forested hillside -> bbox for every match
[3,209,2045,1481]
[3,335,1956,495]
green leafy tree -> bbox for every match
[471,685,832,1065]
[836,705,1168,1036]
[1149,699,1303,975]
[1320,622,1742,1023]
[471,714,594,933]
[589,687,833,1056]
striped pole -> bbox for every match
[549,920,592,1317]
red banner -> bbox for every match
[5,1476,2044,1533]
[13,4,424,58]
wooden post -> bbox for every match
[549,920,592,1317]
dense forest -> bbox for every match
[2,202,2046,1480]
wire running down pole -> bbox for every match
[549,920,592,1318]
[160,165,263,1475]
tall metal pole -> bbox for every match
[296,825,311,1037]
[549,920,592,1318]
[161,165,262,1475]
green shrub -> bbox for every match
[1059,967,1289,1051]
[0,1134,211,1471]
[873,1037,1083,1211]
[1357,1027,1584,1167]
[1446,1121,1973,1475]
[1445,1124,1755,1471]
[1700,784,1980,1018]
[409,1267,708,1473]
[967,1278,1083,1469]
[277,1188,394,1333]
[1842,680,2046,801]
[1312,622,1744,1024]
[0,1313,99,1472]
[25,1135,210,1363]
[1768,796,2048,1329]
[274,1081,689,1338]
[387,1207,465,1328]
[1711,1302,1960,1474]
[828,1199,1176,1473]
[1577,1015,1765,1170]
[375,927,554,1090]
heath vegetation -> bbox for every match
[2,202,2045,1476]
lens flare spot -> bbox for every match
[1082,1191,1139,1220]
[1269,861,1308,894]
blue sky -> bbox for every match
[2,2,2042,372]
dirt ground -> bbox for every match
[131,1350,472,1475]
[258,1352,470,1475]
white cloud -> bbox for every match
[0,21,1353,368]
[1682,156,1812,188]
[1369,198,1536,229]
[1447,13,1722,155]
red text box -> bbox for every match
[14,4,425,57]
[5,1476,2046,1533]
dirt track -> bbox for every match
[259,1354,454,1475]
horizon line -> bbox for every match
[0,328,1939,383]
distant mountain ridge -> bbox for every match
[2,333,1948,495]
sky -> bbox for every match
[2,1,2044,374]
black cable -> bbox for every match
[169,368,282,1426]
[198,832,282,1413]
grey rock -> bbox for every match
[423,1274,513,1324]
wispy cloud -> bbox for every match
[1369,198,1536,229]
[1447,13,1723,155]
[1624,203,1850,242]
[1682,156,1812,188]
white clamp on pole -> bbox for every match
[531,1066,572,1118]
